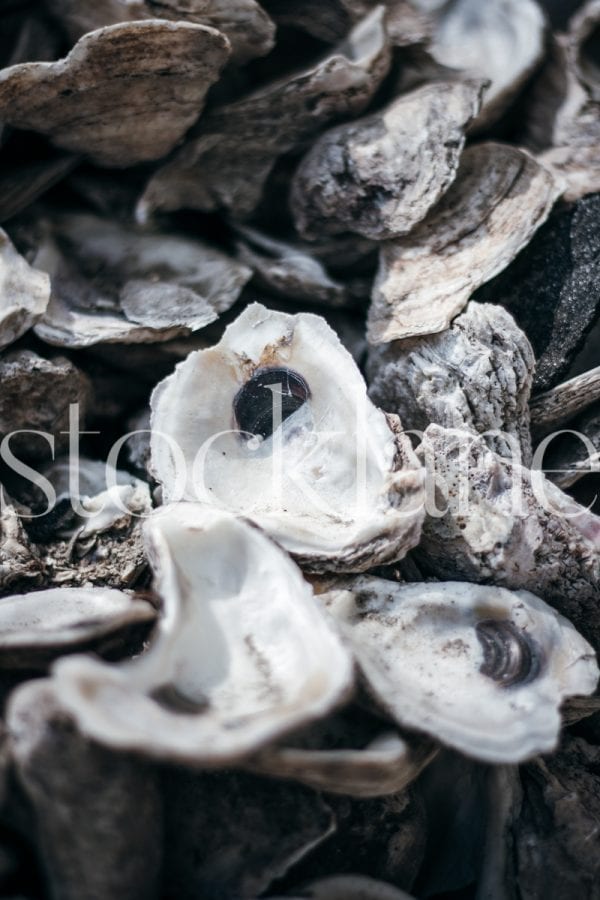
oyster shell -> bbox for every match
[269,875,417,900]
[424,0,546,128]
[46,0,275,64]
[235,225,349,308]
[248,707,438,797]
[0,20,230,167]
[137,7,392,220]
[7,678,162,900]
[322,577,599,762]
[161,767,335,900]
[52,503,353,764]
[0,498,43,594]
[0,350,91,460]
[367,301,535,464]
[290,79,484,241]
[150,302,425,572]
[33,213,251,348]
[0,227,50,351]
[531,365,600,434]
[476,193,600,390]
[417,424,600,651]
[366,142,559,344]
[0,586,155,670]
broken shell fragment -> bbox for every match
[322,577,598,762]
[425,0,546,129]
[52,504,353,764]
[33,213,251,348]
[150,302,425,572]
[0,227,50,350]
[477,192,600,390]
[0,350,91,460]
[45,0,275,64]
[0,21,231,167]
[367,302,535,464]
[0,587,155,670]
[291,79,484,241]
[137,7,392,219]
[367,142,559,343]
[417,424,600,651]
[235,226,349,307]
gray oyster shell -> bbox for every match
[0,228,50,351]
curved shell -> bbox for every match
[269,875,417,900]
[290,79,484,241]
[0,228,50,351]
[0,20,230,167]
[33,214,250,348]
[52,504,353,764]
[366,143,560,344]
[150,302,425,572]
[0,587,155,669]
[322,578,599,763]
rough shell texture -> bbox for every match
[322,577,598,763]
[33,214,251,348]
[417,424,600,652]
[45,0,275,64]
[161,767,334,900]
[0,227,50,351]
[0,20,231,167]
[476,192,600,390]
[0,350,91,459]
[7,679,162,900]
[367,302,535,464]
[0,587,155,670]
[531,365,600,433]
[235,226,349,308]
[52,504,353,764]
[512,735,600,900]
[150,302,425,572]
[290,79,484,241]
[427,0,546,128]
[137,7,392,219]
[367,142,560,343]
[0,500,43,594]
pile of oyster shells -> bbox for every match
[0,0,599,898]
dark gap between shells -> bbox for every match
[233,366,310,441]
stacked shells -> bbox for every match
[0,1,599,899]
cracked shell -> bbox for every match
[150,302,425,572]
[52,504,353,764]
[322,578,599,763]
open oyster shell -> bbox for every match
[0,227,50,350]
[33,213,251,348]
[366,142,559,343]
[423,0,546,129]
[0,587,155,670]
[290,79,484,241]
[46,0,275,64]
[137,7,392,220]
[417,424,600,651]
[52,503,353,764]
[322,577,599,762]
[150,302,425,572]
[367,302,535,464]
[0,20,230,167]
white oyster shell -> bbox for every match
[0,587,155,669]
[150,302,425,572]
[52,504,353,764]
[322,578,599,763]
[367,142,560,343]
[33,214,250,348]
[0,228,50,351]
